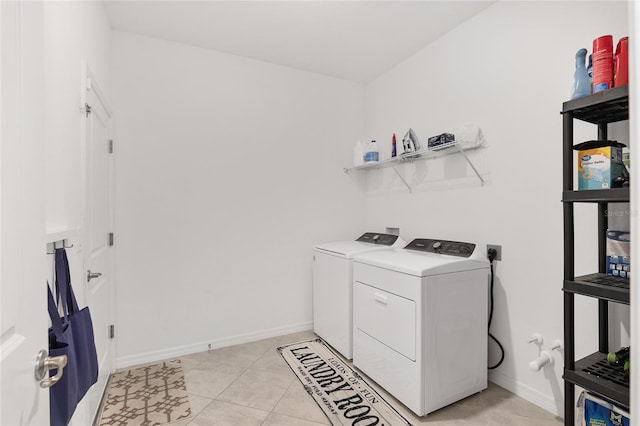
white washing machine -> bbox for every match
[353,238,489,416]
[313,232,405,359]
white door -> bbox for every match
[0,1,50,425]
[72,70,115,424]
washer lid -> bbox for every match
[354,247,489,276]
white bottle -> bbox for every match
[363,140,379,163]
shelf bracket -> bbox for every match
[452,143,484,185]
[392,166,412,193]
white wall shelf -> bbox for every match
[46,227,81,244]
[344,141,484,192]
[46,227,81,253]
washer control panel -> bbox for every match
[404,238,476,257]
[356,232,399,246]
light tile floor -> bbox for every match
[124,330,564,425]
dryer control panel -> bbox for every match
[356,233,399,246]
[404,238,476,257]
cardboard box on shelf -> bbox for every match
[578,146,624,190]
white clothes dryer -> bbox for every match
[353,238,489,416]
[313,232,405,359]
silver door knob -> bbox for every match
[35,350,67,388]
[87,269,102,282]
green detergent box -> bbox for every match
[578,146,624,190]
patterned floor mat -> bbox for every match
[97,359,191,426]
[278,338,413,426]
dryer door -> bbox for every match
[354,282,416,361]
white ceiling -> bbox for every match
[105,1,494,84]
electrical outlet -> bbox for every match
[487,244,502,261]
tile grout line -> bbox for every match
[262,378,294,425]
[183,351,259,424]
[264,378,331,426]
[182,351,251,424]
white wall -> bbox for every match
[111,32,366,365]
[363,1,629,417]
[44,1,112,233]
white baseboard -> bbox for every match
[489,370,564,420]
[116,321,313,369]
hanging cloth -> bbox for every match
[48,248,99,426]
[48,283,78,426]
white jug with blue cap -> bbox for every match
[364,140,379,163]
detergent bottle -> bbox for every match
[364,140,379,163]
[614,36,629,87]
[571,48,591,99]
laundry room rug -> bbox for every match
[278,338,413,426]
[96,359,192,426]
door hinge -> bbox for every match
[84,103,92,118]
[108,232,114,246]
[108,139,113,154]
[109,324,115,339]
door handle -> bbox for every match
[87,269,102,282]
[374,292,388,304]
[35,350,68,388]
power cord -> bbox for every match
[487,248,505,370]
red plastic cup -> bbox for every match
[593,35,614,92]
